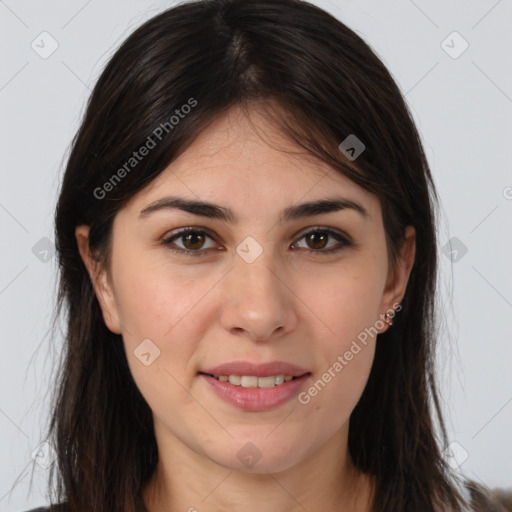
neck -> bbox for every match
[141,421,375,512]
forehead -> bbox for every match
[127,104,380,218]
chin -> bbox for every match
[206,441,302,474]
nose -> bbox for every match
[219,250,298,342]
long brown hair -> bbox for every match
[33,0,500,510]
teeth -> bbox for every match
[259,376,277,388]
[241,376,258,388]
[228,375,241,385]
[213,374,297,387]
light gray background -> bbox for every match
[1,0,511,510]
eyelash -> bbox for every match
[161,227,353,257]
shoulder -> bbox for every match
[463,478,512,511]
[20,496,148,512]
[21,504,69,512]
[489,487,512,510]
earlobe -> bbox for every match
[75,225,123,334]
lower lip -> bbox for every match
[199,373,310,411]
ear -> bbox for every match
[378,225,416,332]
[75,225,122,334]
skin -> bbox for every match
[76,105,415,512]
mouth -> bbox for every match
[199,372,303,388]
[198,369,311,411]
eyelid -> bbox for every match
[294,225,353,244]
[161,225,353,256]
[291,226,353,254]
[161,227,219,256]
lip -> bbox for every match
[199,373,311,411]
[200,360,309,378]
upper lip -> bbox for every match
[200,361,310,377]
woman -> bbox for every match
[24,0,509,511]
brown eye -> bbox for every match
[182,231,206,250]
[162,228,217,256]
[293,228,352,254]
[305,231,329,250]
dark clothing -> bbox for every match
[21,480,512,512]
[21,491,148,512]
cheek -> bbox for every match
[302,331,376,426]
[306,261,386,344]
[115,265,213,418]
[109,263,209,397]
[297,259,384,414]
[113,253,217,341]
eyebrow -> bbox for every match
[138,195,369,223]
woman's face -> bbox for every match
[77,105,414,474]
